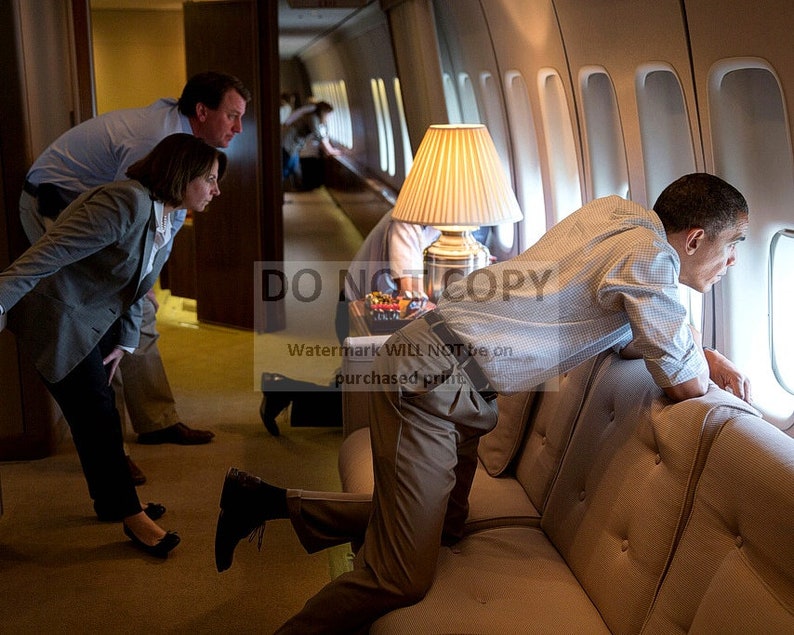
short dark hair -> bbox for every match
[177,71,252,116]
[315,101,333,117]
[653,173,748,236]
[126,133,227,207]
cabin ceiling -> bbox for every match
[89,0,368,58]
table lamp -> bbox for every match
[392,124,523,302]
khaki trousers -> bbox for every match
[277,316,498,634]
[113,297,180,434]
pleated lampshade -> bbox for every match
[392,124,523,227]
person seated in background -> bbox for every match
[20,71,251,484]
[259,210,440,436]
[0,133,226,558]
[281,100,341,183]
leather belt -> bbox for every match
[23,180,38,197]
[423,311,498,402]
[23,181,77,218]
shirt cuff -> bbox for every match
[116,345,135,355]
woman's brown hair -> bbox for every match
[126,133,227,207]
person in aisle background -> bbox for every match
[279,92,295,124]
[281,100,340,183]
[0,133,226,557]
[19,71,251,484]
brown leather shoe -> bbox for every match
[137,422,215,445]
[126,455,147,486]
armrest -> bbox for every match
[341,335,390,437]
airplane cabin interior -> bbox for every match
[0,0,792,632]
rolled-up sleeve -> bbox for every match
[600,240,708,388]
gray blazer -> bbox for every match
[0,180,170,383]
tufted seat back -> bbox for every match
[365,352,774,635]
[641,416,794,634]
[512,350,611,514]
[539,354,761,634]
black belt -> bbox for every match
[23,181,76,218]
[423,311,498,402]
[23,180,38,197]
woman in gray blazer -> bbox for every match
[0,133,226,558]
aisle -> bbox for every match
[253,188,363,386]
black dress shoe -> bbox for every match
[259,373,299,436]
[215,467,288,572]
[126,455,147,486]
[138,422,215,445]
[142,502,166,521]
[96,502,166,522]
[123,524,180,558]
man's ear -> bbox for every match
[684,227,706,255]
[195,102,209,122]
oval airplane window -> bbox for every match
[393,78,413,178]
[504,70,546,251]
[636,63,701,332]
[708,58,794,426]
[635,63,696,205]
[579,67,629,200]
[370,78,389,173]
[443,72,463,124]
[458,72,481,124]
[537,68,582,223]
[770,230,794,395]
[480,71,516,255]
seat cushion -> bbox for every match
[339,427,540,530]
[370,526,610,634]
[466,463,540,531]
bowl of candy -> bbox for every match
[364,290,435,333]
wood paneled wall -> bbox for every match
[184,0,284,332]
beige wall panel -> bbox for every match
[553,0,702,207]
[91,9,185,113]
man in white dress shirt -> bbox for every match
[18,71,250,481]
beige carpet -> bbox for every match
[0,188,363,634]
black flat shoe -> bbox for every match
[259,392,286,437]
[123,524,180,558]
[96,502,166,522]
[215,467,287,572]
[143,502,166,521]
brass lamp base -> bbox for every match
[423,229,490,302]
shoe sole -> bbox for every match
[219,467,239,509]
[215,467,239,572]
[259,398,281,436]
